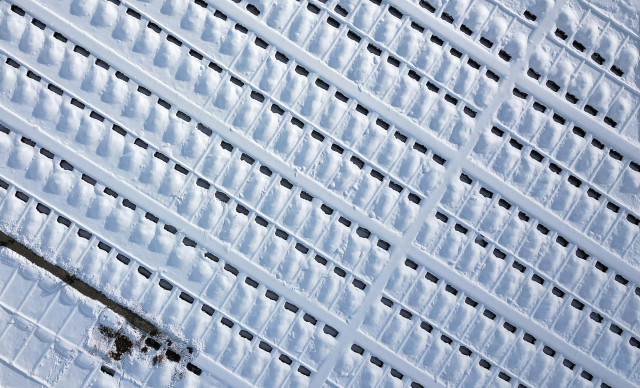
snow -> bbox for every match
[0,0,637,386]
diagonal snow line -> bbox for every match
[383,0,508,75]
[517,76,640,159]
[0,231,160,336]
[206,0,460,160]
[463,159,640,281]
[407,245,635,388]
[0,103,436,388]
[386,0,640,160]
[310,10,522,386]
[12,0,401,243]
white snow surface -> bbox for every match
[0,0,637,386]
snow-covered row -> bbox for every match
[0,48,397,307]
[546,0,639,93]
[0,247,224,388]
[2,0,459,214]
[488,88,640,209]
[472,93,640,262]
[364,257,615,388]
[326,343,427,388]
[408,0,538,62]
[222,0,503,113]
[412,179,640,382]
[0,175,335,387]
[529,28,639,134]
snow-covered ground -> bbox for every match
[0,0,638,386]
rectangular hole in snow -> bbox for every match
[556,236,568,247]
[389,181,403,192]
[610,324,623,335]
[259,341,273,353]
[607,202,620,213]
[315,78,330,90]
[454,224,468,234]
[53,32,68,42]
[180,292,194,304]
[101,366,115,376]
[356,227,371,238]
[158,279,173,290]
[122,199,136,211]
[467,58,480,69]
[408,193,421,204]
[296,243,309,255]
[116,254,130,265]
[327,17,340,28]
[512,261,525,272]
[352,279,366,290]
[315,255,327,265]
[445,285,458,295]
[204,252,219,262]
[413,142,427,154]
[576,249,589,259]
[503,322,516,333]
[77,229,92,240]
[377,240,390,250]
[595,261,608,272]
[479,187,493,198]
[509,138,523,150]
[230,77,244,88]
[425,272,439,283]
[590,311,603,323]
[278,354,292,364]
[549,163,562,174]
[479,359,491,369]
[355,104,369,115]
[532,274,544,284]
[571,299,584,310]
[163,225,177,234]
[245,277,259,288]
[97,242,111,253]
[435,212,448,223]
[421,321,433,332]
[338,217,351,227]
[182,237,197,247]
[493,249,506,259]
[214,191,230,203]
[404,259,418,270]
[440,335,452,344]
[552,287,565,298]
[370,170,384,181]
[444,94,458,105]
[295,66,309,77]
[333,267,346,277]
[138,266,152,278]
[255,216,268,227]
[498,199,511,209]
[387,56,400,67]
[518,212,529,222]
[306,3,320,14]
[465,297,478,307]
[483,309,496,320]
[265,290,279,301]
[220,317,234,328]
[224,264,238,276]
[57,216,71,227]
[426,81,440,93]
[485,70,500,82]
[350,156,364,169]
[284,302,298,313]
[615,274,628,285]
